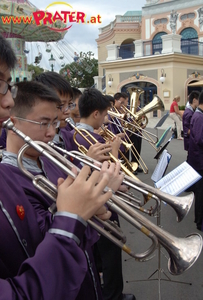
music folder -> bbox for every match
[151,149,171,183]
[155,161,202,196]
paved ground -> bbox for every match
[119,120,203,300]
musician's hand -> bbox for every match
[56,165,112,221]
[116,132,125,139]
[87,142,111,162]
[118,184,129,192]
[108,136,121,158]
[100,161,124,192]
[94,127,103,134]
[95,206,112,221]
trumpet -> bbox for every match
[4,118,202,275]
[100,125,138,173]
[67,118,139,180]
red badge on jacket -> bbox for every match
[16,205,25,220]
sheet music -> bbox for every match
[151,150,171,183]
[155,161,202,196]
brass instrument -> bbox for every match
[4,119,202,275]
[113,94,165,151]
[67,118,139,180]
[100,125,132,152]
[127,86,144,115]
[100,125,138,173]
[49,143,158,216]
[108,109,149,174]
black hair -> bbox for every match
[199,91,203,105]
[105,95,115,105]
[11,81,61,117]
[122,92,129,99]
[188,90,200,104]
[114,92,128,101]
[72,87,82,101]
[79,88,111,118]
[35,72,73,98]
[0,34,17,69]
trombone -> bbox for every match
[107,110,149,174]
[4,118,202,275]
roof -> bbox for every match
[123,11,142,16]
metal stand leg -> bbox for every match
[126,203,192,300]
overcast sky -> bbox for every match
[25,0,147,70]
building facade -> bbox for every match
[95,0,203,117]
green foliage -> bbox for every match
[59,51,98,88]
[178,105,185,110]
[28,64,44,80]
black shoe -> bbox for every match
[133,170,138,175]
[137,167,143,173]
[122,294,136,300]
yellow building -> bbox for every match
[94,0,203,117]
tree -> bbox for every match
[59,51,98,88]
[28,64,44,80]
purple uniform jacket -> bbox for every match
[64,121,74,132]
[182,106,194,151]
[188,109,203,171]
[0,128,7,149]
[0,164,91,300]
[58,128,81,168]
[70,129,105,151]
[2,157,102,300]
[107,115,121,135]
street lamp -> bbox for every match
[49,54,55,72]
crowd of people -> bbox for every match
[0,32,202,299]
[0,35,137,300]
[169,91,203,230]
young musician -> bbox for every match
[35,72,113,162]
[187,91,203,231]
[182,91,199,153]
[70,88,136,300]
[0,34,113,299]
[3,81,124,299]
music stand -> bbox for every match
[154,136,173,160]
[154,112,169,141]
[126,139,192,300]
[126,118,192,298]
[154,112,169,129]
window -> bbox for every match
[152,32,167,55]
[154,18,167,25]
[180,13,195,21]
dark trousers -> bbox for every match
[94,233,123,300]
[129,133,142,163]
[193,170,203,229]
